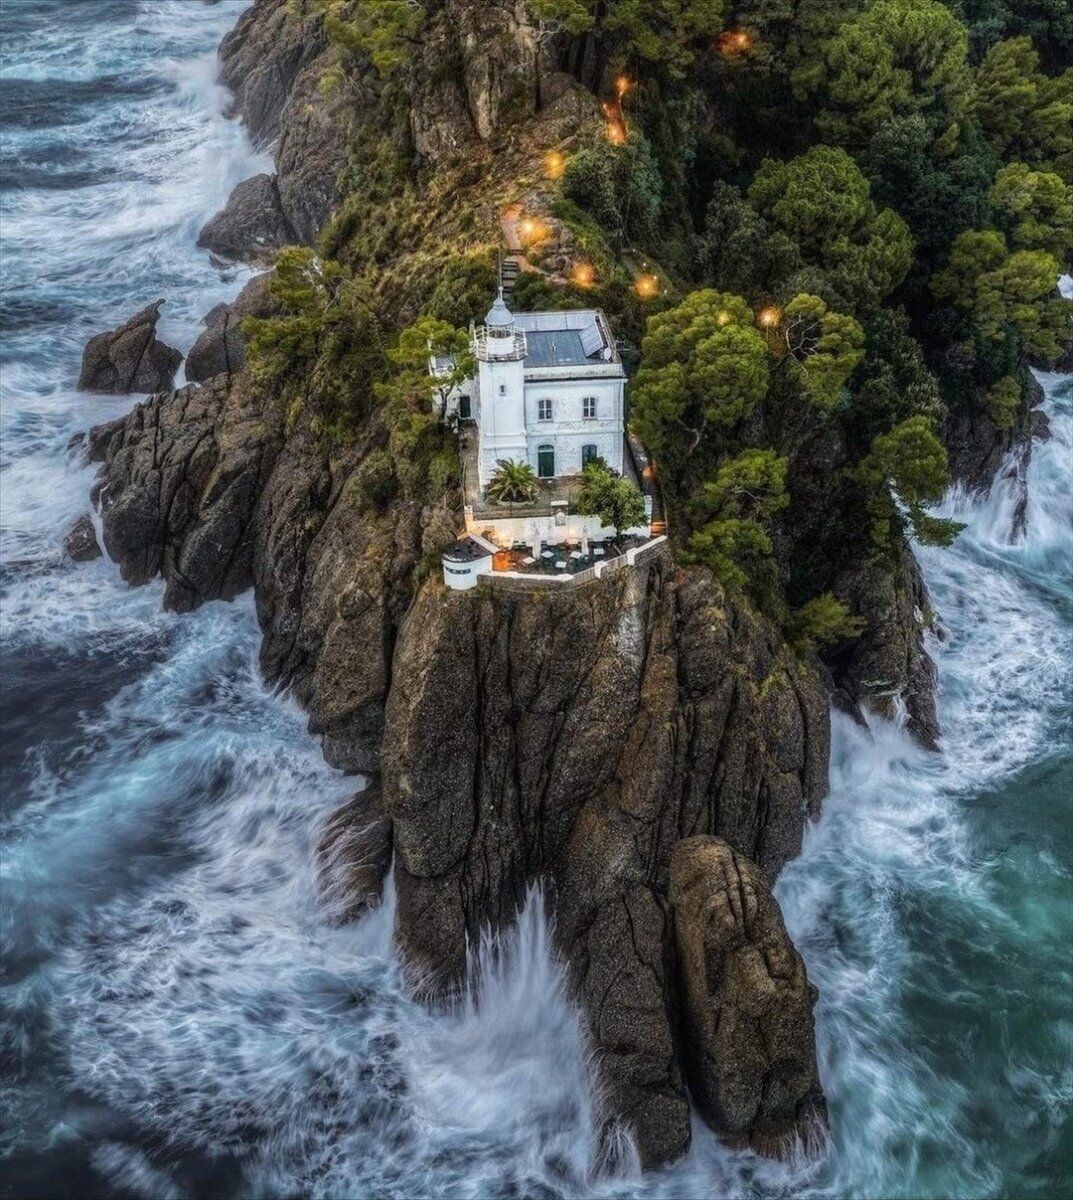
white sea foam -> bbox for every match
[2,3,1070,1196]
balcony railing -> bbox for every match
[474,326,527,361]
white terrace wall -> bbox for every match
[464,508,652,548]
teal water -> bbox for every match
[1,2,1071,1196]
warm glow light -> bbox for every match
[757,306,781,328]
[572,262,596,289]
[717,29,754,56]
[518,215,549,245]
[716,310,731,326]
[544,150,566,180]
[635,273,660,300]
[615,75,632,99]
[602,99,628,145]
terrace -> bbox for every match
[480,533,669,590]
[459,425,659,525]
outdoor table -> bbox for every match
[523,556,535,565]
[570,551,583,560]
[555,561,567,570]
[541,550,553,558]
[594,548,605,557]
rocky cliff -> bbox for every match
[80,368,827,1165]
[74,0,1061,1172]
[383,551,828,1164]
[204,0,351,254]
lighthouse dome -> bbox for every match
[484,290,514,328]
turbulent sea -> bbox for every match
[1,3,1070,1198]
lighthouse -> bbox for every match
[474,290,528,489]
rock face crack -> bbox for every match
[79,366,829,1171]
[382,551,829,1166]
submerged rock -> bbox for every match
[197,173,296,264]
[670,836,827,1154]
[77,300,182,395]
[64,513,101,562]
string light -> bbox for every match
[518,216,549,245]
[544,150,566,180]
[602,100,627,145]
[572,262,596,289]
[717,29,754,56]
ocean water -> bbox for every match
[1,3,1071,1198]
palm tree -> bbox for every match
[486,459,538,507]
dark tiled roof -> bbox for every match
[442,536,493,563]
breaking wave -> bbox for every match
[1,4,1070,1197]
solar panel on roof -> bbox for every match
[579,321,603,358]
[524,329,590,367]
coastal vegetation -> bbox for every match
[249,0,1069,649]
[574,458,647,539]
[67,1,1072,1174]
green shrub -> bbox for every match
[353,448,397,510]
[787,593,865,653]
[984,375,1021,429]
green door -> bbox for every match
[537,444,555,478]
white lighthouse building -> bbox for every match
[438,290,627,489]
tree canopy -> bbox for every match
[685,449,789,588]
[989,162,1073,259]
[528,0,726,74]
[574,461,647,537]
[748,146,914,312]
[858,416,963,546]
[975,37,1073,180]
[780,294,866,410]
[931,230,1068,360]
[630,290,769,468]
[244,247,386,440]
[795,0,972,148]
[322,0,428,75]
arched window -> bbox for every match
[458,395,471,420]
[537,444,555,478]
[582,443,598,467]
[538,397,553,422]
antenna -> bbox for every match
[497,248,504,299]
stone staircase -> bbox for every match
[501,255,521,295]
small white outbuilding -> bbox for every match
[441,534,495,590]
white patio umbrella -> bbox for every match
[580,531,590,557]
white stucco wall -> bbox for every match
[465,511,649,547]
[442,554,494,590]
